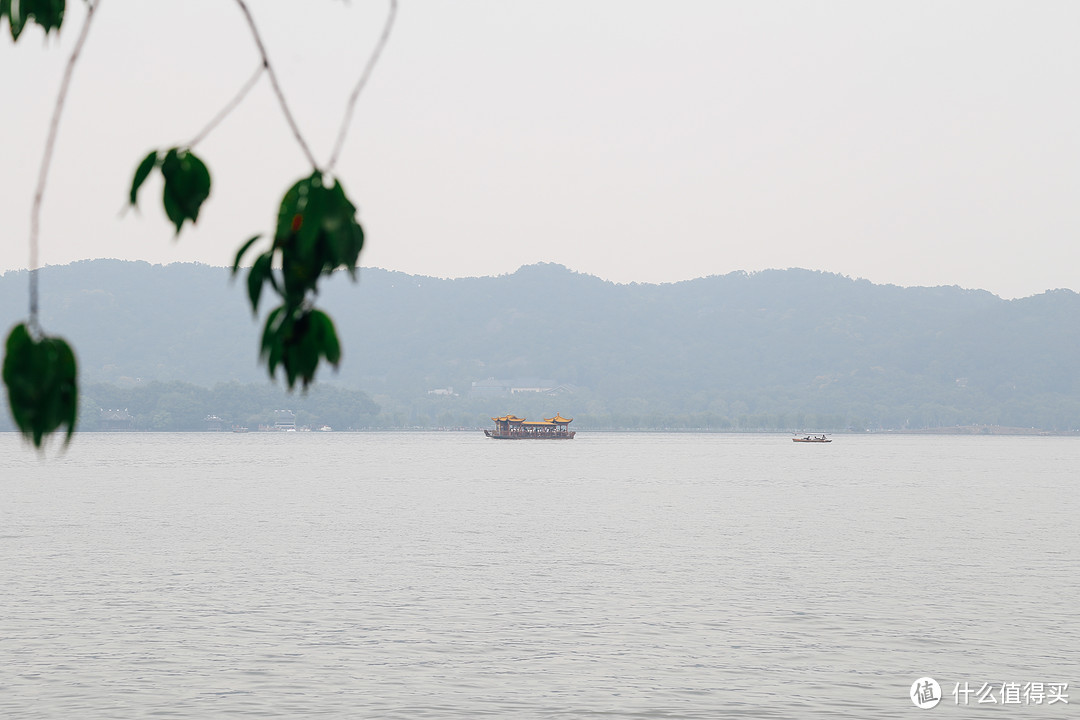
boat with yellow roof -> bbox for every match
[484,413,576,439]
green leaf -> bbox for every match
[3,0,24,41]
[323,178,363,273]
[129,150,159,208]
[250,173,364,391]
[2,0,65,40]
[295,311,320,385]
[279,307,311,390]
[161,183,185,233]
[296,179,325,261]
[255,304,343,391]
[275,177,306,244]
[232,234,262,275]
[160,147,212,234]
[56,338,77,441]
[247,251,273,314]
[260,305,287,379]
[3,323,78,448]
[331,218,364,280]
[32,0,64,35]
[311,309,341,366]
[159,149,185,232]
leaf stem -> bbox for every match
[29,0,102,335]
[327,0,399,172]
[232,0,319,170]
[187,63,266,149]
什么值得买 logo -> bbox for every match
[910,677,941,709]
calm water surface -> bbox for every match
[1,432,1078,718]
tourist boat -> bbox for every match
[793,434,831,443]
[485,414,575,439]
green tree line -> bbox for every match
[3,381,384,432]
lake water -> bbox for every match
[1,432,1077,718]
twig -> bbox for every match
[29,0,102,333]
[327,0,399,172]
[187,63,266,149]
[232,0,319,170]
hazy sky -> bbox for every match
[2,1,1078,298]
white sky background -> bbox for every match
[1,0,1078,299]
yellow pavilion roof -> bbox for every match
[492,413,571,425]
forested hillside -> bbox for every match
[3,260,1079,430]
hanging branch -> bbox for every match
[28,0,102,334]
[188,63,266,149]
[327,0,399,172]
[232,0,319,170]
[7,0,401,449]
[227,0,396,390]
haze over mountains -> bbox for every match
[2,260,1079,430]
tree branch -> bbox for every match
[29,0,102,333]
[232,0,319,170]
[327,0,399,172]
[187,63,266,149]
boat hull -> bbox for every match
[485,430,575,439]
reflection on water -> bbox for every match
[2,432,1078,718]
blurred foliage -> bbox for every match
[233,172,364,390]
[1,0,65,40]
[3,323,77,446]
[129,148,212,234]
[4,2,370,447]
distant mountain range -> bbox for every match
[3,260,1079,430]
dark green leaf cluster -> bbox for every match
[2,0,64,40]
[3,323,77,448]
[129,148,212,234]
[260,306,341,391]
[234,172,364,390]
